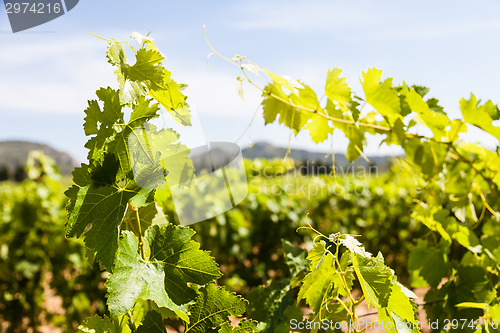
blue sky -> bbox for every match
[1,1,500,162]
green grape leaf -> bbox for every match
[411,203,451,241]
[106,231,186,319]
[281,239,309,277]
[125,123,194,190]
[261,81,314,133]
[149,70,192,126]
[84,126,115,162]
[152,129,195,187]
[305,111,333,143]
[119,75,147,105]
[481,235,500,263]
[398,89,412,117]
[107,41,127,68]
[90,152,120,186]
[106,41,147,105]
[427,97,445,115]
[79,314,114,332]
[404,139,446,178]
[136,311,167,333]
[278,104,305,134]
[81,186,133,271]
[386,282,418,323]
[247,279,300,332]
[434,209,481,254]
[456,265,495,305]
[488,303,500,320]
[324,303,348,323]
[383,118,406,146]
[146,224,222,305]
[325,68,352,111]
[346,126,366,162]
[264,69,303,91]
[261,83,292,125]
[348,99,361,121]
[446,119,467,142]
[408,239,448,288]
[185,283,247,333]
[219,319,259,333]
[108,96,160,175]
[96,87,123,126]
[83,100,101,136]
[306,240,328,270]
[290,84,320,111]
[377,308,420,333]
[361,68,401,125]
[128,299,150,329]
[402,85,449,139]
[461,94,500,142]
[128,185,157,209]
[82,87,124,161]
[412,85,429,97]
[352,252,393,308]
[150,304,190,324]
[122,48,165,89]
[339,234,371,257]
[130,95,161,123]
[298,250,335,312]
[65,162,136,270]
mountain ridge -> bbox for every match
[241,142,393,167]
[0,140,78,180]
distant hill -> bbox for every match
[0,141,78,180]
[241,142,394,171]
[188,142,394,175]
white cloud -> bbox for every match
[230,0,500,42]
[0,34,118,114]
[0,37,102,64]
[231,1,380,32]
[359,18,500,41]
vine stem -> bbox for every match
[127,310,137,331]
[333,242,359,332]
[129,203,146,260]
[126,218,138,236]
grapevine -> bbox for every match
[59,29,500,333]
